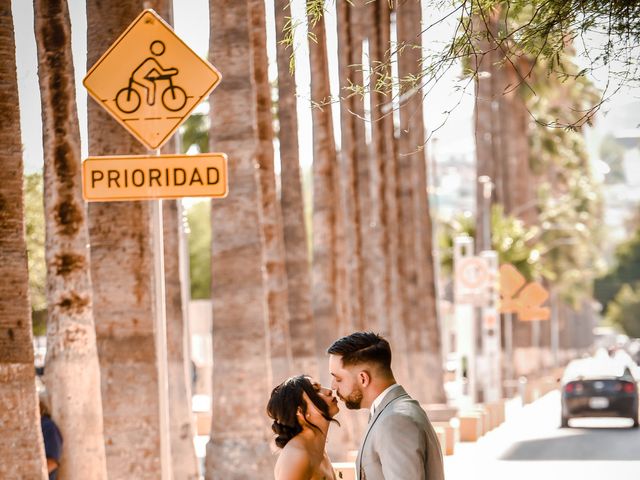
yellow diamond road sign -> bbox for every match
[83,9,221,150]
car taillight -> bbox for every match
[565,383,574,393]
[622,382,636,393]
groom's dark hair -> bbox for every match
[327,331,392,374]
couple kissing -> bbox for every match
[267,331,445,480]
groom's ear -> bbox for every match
[358,370,371,387]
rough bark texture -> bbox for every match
[396,0,446,403]
[250,0,293,385]
[308,6,340,384]
[336,0,364,333]
[205,1,274,478]
[87,1,169,478]
[365,0,390,336]
[162,199,199,480]
[503,61,534,223]
[377,3,410,386]
[348,0,376,331]
[474,11,534,230]
[274,0,318,379]
[0,2,48,477]
[34,1,108,478]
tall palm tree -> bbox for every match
[502,58,534,223]
[274,0,317,378]
[363,0,389,335]
[87,1,170,477]
[396,0,446,403]
[308,1,341,380]
[336,0,364,333]
[0,2,47,477]
[249,0,293,385]
[34,0,107,477]
[375,1,410,385]
[347,0,378,330]
[205,1,274,477]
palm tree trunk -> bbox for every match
[336,0,364,333]
[274,0,317,379]
[307,3,341,382]
[396,0,446,403]
[87,1,170,477]
[490,40,506,209]
[504,61,534,224]
[205,1,274,477]
[348,0,377,331]
[365,0,389,336]
[0,2,47,477]
[377,3,410,385]
[34,1,108,477]
[249,0,293,385]
[395,2,421,397]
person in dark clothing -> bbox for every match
[39,390,63,480]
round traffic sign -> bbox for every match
[456,257,489,290]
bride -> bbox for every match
[267,375,340,480]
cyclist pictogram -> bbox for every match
[115,40,187,113]
[83,9,222,150]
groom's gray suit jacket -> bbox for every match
[355,385,444,480]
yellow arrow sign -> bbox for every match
[82,153,228,201]
[83,9,221,150]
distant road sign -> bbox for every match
[83,9,221,150]
[499,263,526,313]
[455,256,489,305]
[498,263,550,320]
[83,153,228,201]
[457,257,489,289]
[517,282,550,321]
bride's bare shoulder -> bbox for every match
[274,442,312,480]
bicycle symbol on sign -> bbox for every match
[115,40,187,114]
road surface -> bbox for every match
[445,390,640,479]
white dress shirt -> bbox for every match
[369,383,399,418]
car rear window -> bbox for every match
[562,358,632,382]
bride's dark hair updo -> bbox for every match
[266,375,335,448]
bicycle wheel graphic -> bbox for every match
[162,85,187,111]
[115,87,141,113]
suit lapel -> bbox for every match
[355,385,409,479]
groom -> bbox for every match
[328,332,444,480]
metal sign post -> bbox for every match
[454,236,477,404]
[151,148,171,480]
[480,250,501,403]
